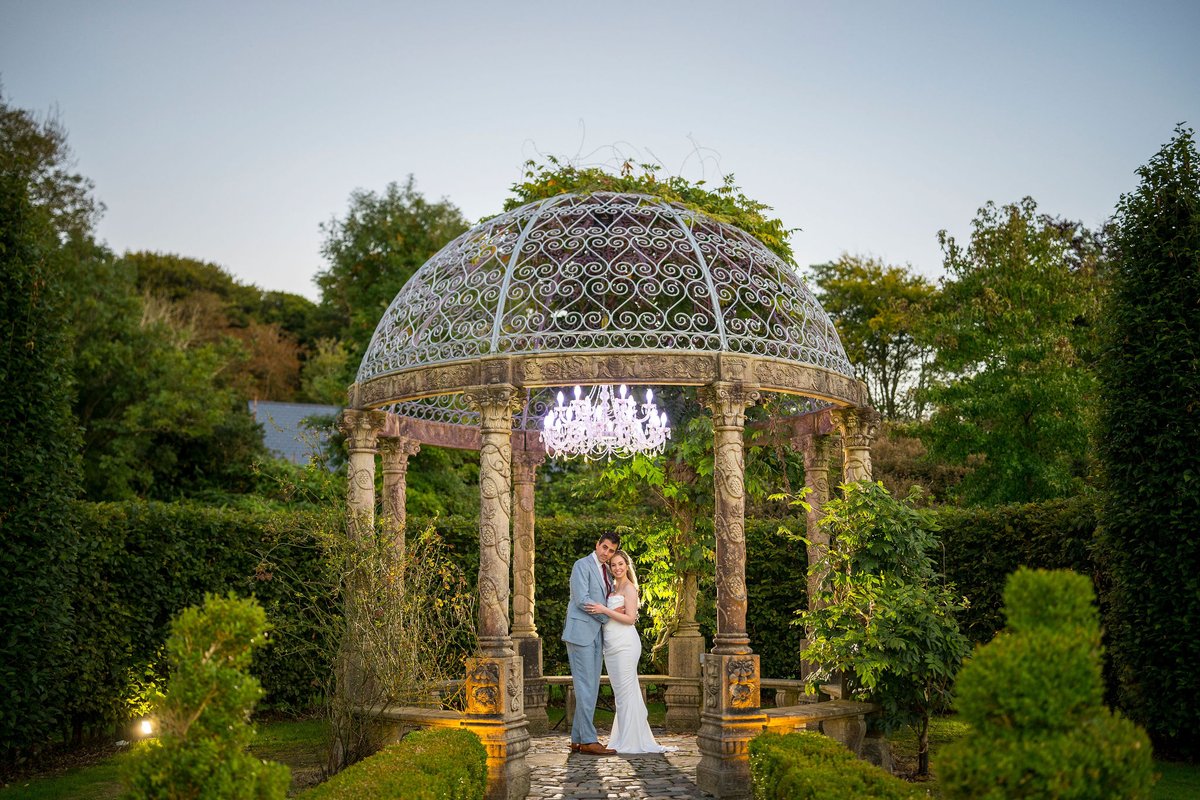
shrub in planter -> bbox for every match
[749,731,924,799]
[939,568,1154,799]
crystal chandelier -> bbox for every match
[541,385,671,461]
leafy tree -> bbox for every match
[0,95,83,758]
[797,481,969,776]
[300,337,352,405]
[1097,125,1200,758]
[809,255,937,420]
[316,176,469,370]
[920,198,1101,504]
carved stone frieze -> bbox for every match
[466,659,502,715]
[726,656,759,710]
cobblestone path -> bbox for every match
[525,732,716,800]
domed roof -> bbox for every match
[352,192,864,411]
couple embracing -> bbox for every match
[561,531,671,755]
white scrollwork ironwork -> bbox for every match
[356,193,853,385]
[541,384,670,461]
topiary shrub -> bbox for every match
[122,593,290,799]
[301,727,486,799]
[939,568,1154,799]
[749,731,924,799]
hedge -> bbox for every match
[933,494,1098,644]
[301,728,486,800]
[53,494,1098,751]
[749,731,924,799]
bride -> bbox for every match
[584,550,672,754]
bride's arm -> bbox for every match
[583,586,638,624]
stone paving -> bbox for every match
[525,730,716,800]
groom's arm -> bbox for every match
[569,561,608,621]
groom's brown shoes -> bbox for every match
[577,742,616,755]
[569,742,581,753]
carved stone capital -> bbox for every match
[338,409,387,453]
[699,382,762,430]
[832,406,882,449]
[798,432,835,472]
[511,451,545,486]
[463,384,523,432]
[378,436,421,471]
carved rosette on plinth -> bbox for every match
[697,653,767,799]
[697,383,766,799]
[463,383,530,800]
[833,406,881,484]
[511,451,548,734]
[379,436,420,558]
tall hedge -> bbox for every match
[1098,125,1200,757]
[935,495,1099,644]
[0,163,83,758]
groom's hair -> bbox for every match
[597,531,621,548]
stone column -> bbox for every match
[833,406,881,484]
[462,385,530,800]
[665,570,704,732]
[339,409,387,541]
[330,409,386,769]
[795,432,834,698]
[379,436,420,558]
[511,450,548,734]
[697,382,766,800]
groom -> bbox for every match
[562,531,622,755]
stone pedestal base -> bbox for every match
[514,636,548,735]
[823,715,866,756]
[697,653,767,800]
[665,631,705,732]
[463,655,531,800]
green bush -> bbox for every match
[122,593,290,799]
[302,728,486,799]
[939,568,1155,799]
[749,731,924,799]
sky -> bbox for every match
[3,1,1198,302]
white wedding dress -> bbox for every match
[603,593,671,754]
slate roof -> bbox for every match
[249,401,340,465]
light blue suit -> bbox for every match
[562,553,610,745]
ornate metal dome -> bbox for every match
[351,192,865,411]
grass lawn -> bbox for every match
[0,718,331,799]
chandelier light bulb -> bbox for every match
[540,384,671,460]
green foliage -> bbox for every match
[299,338,352,405]
[0,97,84,759]
[301,728,486,800]
[798,482,969,775]
[809,255,936,419]
[921,198,1103,505]
[316,176,468,370]
[935,494,1099,644]
[122,593,290,799]
[1097,124,1200,758]
[748,731,924,800]
[940,568,1155,799]
[506,156,797,263]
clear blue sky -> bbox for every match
[3,1,1197,301]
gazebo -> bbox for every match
[339,192,880,799]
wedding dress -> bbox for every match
[603,593,671,754]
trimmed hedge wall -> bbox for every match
[749,731,924,799]
[934,494,1098,644]
[301,728,487,799]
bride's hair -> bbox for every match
[613,550,638,588]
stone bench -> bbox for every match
[545,674,701,728]
[762,699,878,756]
